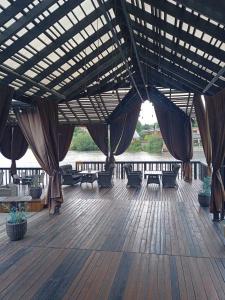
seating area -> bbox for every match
[1,0,225,298]
[60,164,81,186]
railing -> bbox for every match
[0,167,47,185]
[76,160,202,180]
[0,161,210,185]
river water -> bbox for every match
[0,148,205,168]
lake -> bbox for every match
[0,148,205,168]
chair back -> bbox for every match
[21,172,26,179]
[172,164,180,176]
[0,172,3,186]
[124,164,132,176]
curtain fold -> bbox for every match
[0,85,14,143]
[205,89,225,214]
[58,124,75,161]
[87,123,108,156]
[154,103,193,182]
[16,100,62,214]
[114,102,141,155]
[0,125,28,175]
[193,94,212,175]
[87,101,141,167]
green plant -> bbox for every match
[127,140,142,152]
[143,134,163,153]
[7,207,27,224]
[199,176,211,196]
[70,131,98,151]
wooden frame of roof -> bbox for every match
[1,0,225,124]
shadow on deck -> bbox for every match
[0,180,225,299]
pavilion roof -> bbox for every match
[1,0,224,124]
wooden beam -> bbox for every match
[135,35,222,91]
[0,0,84,64]
[2,1,112,86]
[138,47,210,92]
[132,21,221,76]
[0,0,31,27]
[147,0,225,44]
[127,3,225,63]
[63,48,128,99]
[0,0,56,45]
[175,0,225,26]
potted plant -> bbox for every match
[198,176,211,207]
[29,175,42,199]
[6,206,27,241]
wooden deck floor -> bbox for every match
[0,180,225,299]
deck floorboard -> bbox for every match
[0,179,225,299]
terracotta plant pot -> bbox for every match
[6,220,27,241]
[198,193,210,207]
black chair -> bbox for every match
[162,164,180,188]
[60,164,81,186]
[98,165,114,188]
[124,163,142,188]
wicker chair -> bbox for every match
[162,164,180,188]
[124,163,142,188]
[98,165,114,188]
[60,164,81,186]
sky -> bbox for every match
[139,101,157,125]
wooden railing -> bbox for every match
[0,167,47,185]
[75,160,202,180]
[0,161,211,186]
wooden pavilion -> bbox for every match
[0,0,225,298]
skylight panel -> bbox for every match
[202,33,212,43]
[166,14,175,25]
[24,70,37,78]
[59,16,73,30]
[0,0,10,8]
[73,6,85,21]
[81,0,95,15]
[29,38,46,51]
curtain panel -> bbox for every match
[58,124,75,162]
[87,101,141,167]
[0,85,14,143]
[87,123,108,156]
[193,94,212,175]
[16,100,62,214]
[154,103,193,182]
[0,125,28,175]
[205,89,225,215]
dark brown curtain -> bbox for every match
[154,103,193,182]
[0,125,28,175]
[205,89,225,214]
[193,94,212,175]
[87,102,141,163]
[58,124,75,161]
[87,123,108,156]
[16,100,62,214]
[114,102,141,155]
[0,85,14,143]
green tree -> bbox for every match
[70,130,98,151]
[127,140,142,152]
[136,121,142,134]
[143,134,163,153]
